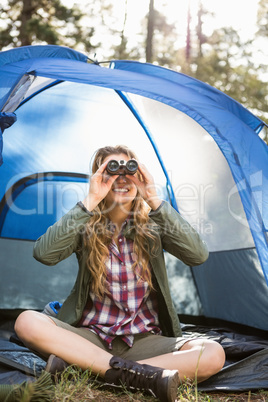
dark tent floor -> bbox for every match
[0,313,268,393]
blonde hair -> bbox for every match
[83,145,158,299]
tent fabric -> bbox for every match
[0,172,89,240]
[112,60,266,133]
[0,45,268,392]
[0,44,88,67]
[0,45,267,314]
[186,324,268,392]
[0,112,17,166]
[0,238,77,310]
[0,46,267,281]
[0,339,45,379]
[193,248,268,330]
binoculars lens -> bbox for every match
[107,159,138,175]
[107,160,119,173]
[127,160,138,172]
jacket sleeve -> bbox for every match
[149,201,209,266]
[33,202,92,266]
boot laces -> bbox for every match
[119,361,158,391]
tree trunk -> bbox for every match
[19,0,34,46]
[146,0,154,63]
[186,2,191,61]
[118,0,128,59]
[196,1,203,58]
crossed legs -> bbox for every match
[14,310,225,382]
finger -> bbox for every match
[138,163,153,183]
[106,174,119,187]
[138,163,149,176]
[97,159,110,174]
[125,174,141,187]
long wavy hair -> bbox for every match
[83,145,159,299]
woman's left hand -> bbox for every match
[126,163,162,210]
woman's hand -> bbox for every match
[127,163,162,210]
[82,160,118,211]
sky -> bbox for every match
[191,0,259,39]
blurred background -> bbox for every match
[0,0,267,140]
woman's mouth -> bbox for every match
[112,188,129,193]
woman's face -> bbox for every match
[103,153,138,210]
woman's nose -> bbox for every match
[116,174,128,183]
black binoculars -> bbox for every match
[106,159,138,175]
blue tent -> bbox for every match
[0,45,267,330]
[0,44,268,392]
[0,45,268,358]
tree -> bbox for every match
[111,0,141,61]
[177,8,268,139]
[257,0,268,37]
[196,0,206,58]
[142,1,178,66]
[0,0,96,52]
[185,2,191,63]
[146,0,154,63]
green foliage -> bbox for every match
[257,0,268,37]
[0,0,96,52]
[187,27,268,109]
[179,24,268,131]
[0,0,267,139]
[151,9,178,66]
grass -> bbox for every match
[49,367,268,402]
[13,365,268,401]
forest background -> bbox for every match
[0,0,267,142]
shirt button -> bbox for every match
[119,238,122,242]
[125,308,129,312]
[123,285,127,290]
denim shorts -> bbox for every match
[49,316,190,361]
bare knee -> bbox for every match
[184,339,225,380]
[15,310,35,341]
[200,340,225,378]
[15,310,53,345]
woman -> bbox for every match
[15,145,225,402]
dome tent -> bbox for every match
[0,45,267,391]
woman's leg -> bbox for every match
[15,310,180,401]
[138,338,225,382]
[14,310,112,376]
[15,310,225,382]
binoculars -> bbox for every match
[107,159,138,175]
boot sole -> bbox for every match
[166,370,179,402]
[45,354,69,375]
[45,354,56,373]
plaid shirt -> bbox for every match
[78,220,160,349]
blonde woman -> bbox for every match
[15,145,225,402]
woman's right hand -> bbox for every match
[82,160,118,211]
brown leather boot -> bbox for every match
[104,356,179,402]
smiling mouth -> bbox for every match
[113,188,129,193]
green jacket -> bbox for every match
[33,201,208,338]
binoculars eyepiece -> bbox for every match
[107,159,138,175]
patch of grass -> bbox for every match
[51,367,268,402]
[53,366,152,402]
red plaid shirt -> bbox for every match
[79,221,160,349]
